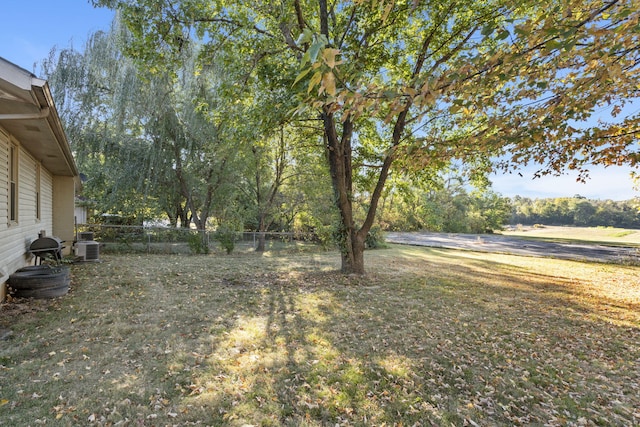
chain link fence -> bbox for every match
[74,224,324,255]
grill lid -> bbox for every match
[29,236,63,251]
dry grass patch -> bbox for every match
[502,225,640,247]
[1,246,639,426]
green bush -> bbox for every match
[187,231,209,254]
[214,227,236,254]
[365,226,387,249]
[314,224,335,250]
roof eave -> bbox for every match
[0,57,78,177]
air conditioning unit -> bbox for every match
[75,241,100,261]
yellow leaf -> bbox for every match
[322,72,337,96]
[308,71,322,94]
[322,48,341,69]
[0,399,9,406]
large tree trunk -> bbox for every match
[340,229,366,275]
[323,109,369,274]
[256,233,267,252]
[322,104,404,274]
[255,214,267,252]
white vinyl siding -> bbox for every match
[0,126,56,284]
[18,150,34,224]
[36,163,41,220]
[0,128,7,230]
[9,142,17,223]
[41,168,53,229]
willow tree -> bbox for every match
[41,23,165,221]
[43,17,251,229]
[94,0,639,273]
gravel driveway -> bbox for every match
[386,231,639,263]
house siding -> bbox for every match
[0,129,7,230]
[42,167,53,230]
[0,125,57,295]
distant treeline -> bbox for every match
[510,196,640,229]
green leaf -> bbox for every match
[308,41,324,64]
[296,28,314,45]
[293,67,312,86]
[300,50,310,67]
[544,40,562,52]
[481,25,494,36]
[496,29,510,40]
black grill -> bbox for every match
[29,236,64,264]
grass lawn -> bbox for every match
[1,246,639,426]
[502,225,640,247]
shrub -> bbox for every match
[188,231,209,255]
[365,226,387,249]
[214,227,236,254]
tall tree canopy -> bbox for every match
[92,0,639,273]
[44,19,253,229]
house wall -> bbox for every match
[53,176,76,251]
[0,125,61,299]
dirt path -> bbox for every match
[386,231,639,263]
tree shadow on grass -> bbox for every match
[167,252,639,426]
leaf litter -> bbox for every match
[0,247,638,426]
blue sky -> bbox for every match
[1,1,638,200]
[0,1,114,73]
